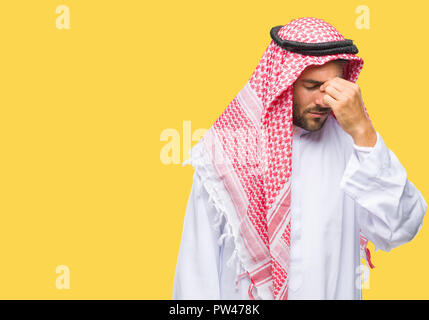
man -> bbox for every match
[172,17,427,300]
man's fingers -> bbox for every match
[321,78,358,101]
[323,85,342,100]
[319,81,329,91]
[330,77,358,93]
[333,77,354,86]
[321,79,343,91]
[322,94,337,108]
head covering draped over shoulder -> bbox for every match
[187,17,369,300]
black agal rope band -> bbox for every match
[270,25,359,56]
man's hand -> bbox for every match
[320,77,377,147]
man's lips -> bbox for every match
[308,111,329,117]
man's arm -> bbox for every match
[340,132,427,252]
[172,170,222,299]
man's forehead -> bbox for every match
[297,63,345,83]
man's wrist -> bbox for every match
[352,121,377,147]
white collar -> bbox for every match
[293,124,310,137]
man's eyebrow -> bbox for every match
[301,79,325,85]
[301,76,344,85]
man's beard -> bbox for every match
[292,101,331,132]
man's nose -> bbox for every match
[315,90,330,108]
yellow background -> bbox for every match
[0,0,427,299]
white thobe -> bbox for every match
[172,115,427,300]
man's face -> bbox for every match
[292,60,346,132]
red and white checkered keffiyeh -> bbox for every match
[192,17,373,300]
